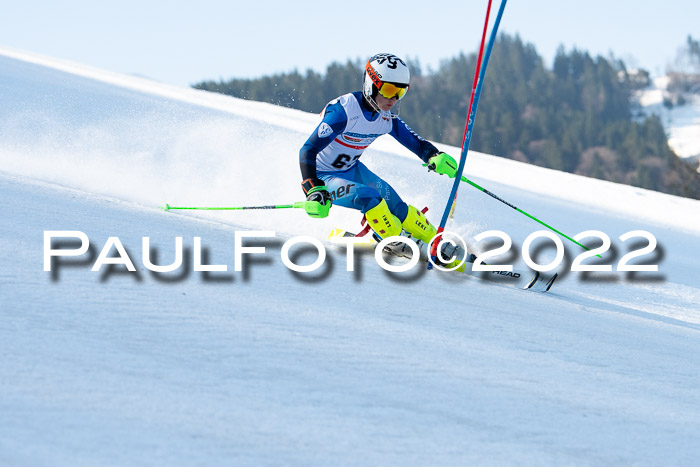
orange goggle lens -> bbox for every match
[378,82,408,100]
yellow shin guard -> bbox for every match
[401,205,437,243]
[365,199,402,239]
[402,205,465,271]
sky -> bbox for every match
[2,0,699,87]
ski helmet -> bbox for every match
[363,53,410,111]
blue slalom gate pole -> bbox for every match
[438,0,508,230]
[429,0,508,267]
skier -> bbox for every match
[299,53,462,263]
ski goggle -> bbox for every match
[366,61,409,100]
[377,82,409,100]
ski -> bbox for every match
[328,228,558,293]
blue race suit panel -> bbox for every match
[318,162,409,221]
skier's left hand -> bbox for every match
[424,152,458,178]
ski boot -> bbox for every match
[381,204,471,270]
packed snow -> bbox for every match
[2,47,700,466]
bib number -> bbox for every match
[331,154,361,170]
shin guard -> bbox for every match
[364,199,402,240]
[401,205,437,243]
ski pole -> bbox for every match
[161,202,309,211]
[458,175,599,256]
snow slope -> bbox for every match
[2,47,700,466]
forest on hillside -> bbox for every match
[194,34,700,199]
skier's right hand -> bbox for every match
[301,178,332,218]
